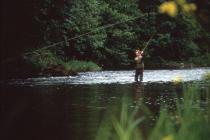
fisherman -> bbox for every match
[134,49,144,82]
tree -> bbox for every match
[63,0,107,64]
[100,0,143,68]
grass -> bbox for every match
[111,97,144,140]
[64,60,101,72]
[149,85,210,140]
[95,83,210,140]
[95,96,145,140]
[25,49,101,73]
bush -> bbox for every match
[26,49,62,69]
[64,60,101,72]
[189,54,210,67]
[25,49,101,74]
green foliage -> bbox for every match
[64,0,107,62]
[2,0,210,70]
[112,97,144,140]
[189,54,210,67]
[100,0,144,67]
[34,0,67,44]
[64,60,101,72]
[148,14,202,61]
[202,72,210,81]
[149,85,210,140]
[26,49,62,69]
[95,96,144,140]
[26,49,101,73]
[96,84,210,140]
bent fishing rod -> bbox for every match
[142,33,155,52]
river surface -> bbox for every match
[2,68,210,85]
[0,68,210,140]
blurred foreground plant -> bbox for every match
[95,96,146,140]
[95,84,210,140]
[202,72,210,81]
[149,85,210,140]
[159,0,197,17]
[173,75,183,85]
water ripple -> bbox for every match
[1,68,210,86]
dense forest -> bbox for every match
[1,0,210,78]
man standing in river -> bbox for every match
[134,49,144,82]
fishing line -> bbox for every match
[24,15,144,55]
[2,14,147,63]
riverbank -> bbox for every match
[1,60,209,80]
[142,53,210,70]
[145,61,194,69]
[0,50,101,79]
[1,49,209,80]
[145,59,210,70]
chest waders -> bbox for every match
[135,57,144,82]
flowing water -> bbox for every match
[2,68,210,85]
[1,68,210,140]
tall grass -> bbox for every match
[95,96,145,140]
[95,84,210,140]
[149,85,210,140]
[111,97,145,140]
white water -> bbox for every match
[4,68,210,86]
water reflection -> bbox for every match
[1,81,209,140]
[134,82,145,101]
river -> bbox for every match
[2,68,210,85]
[0,68,210,140]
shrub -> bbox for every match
[25,49,101,73]
[26,49,62,69]
[64,60,101,72]
[190,54,210,67]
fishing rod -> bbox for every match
[142,33,155,52]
